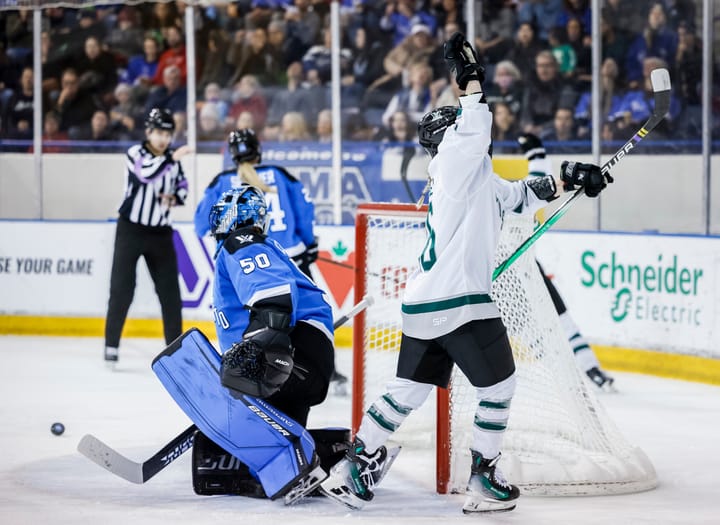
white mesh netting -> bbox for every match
[354,204,658,496]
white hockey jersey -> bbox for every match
[401,94,549,339]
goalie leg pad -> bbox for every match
[152,329,318,499]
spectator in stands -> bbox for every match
[316,109,333,142]
[548,27,576,79]
[54,67,100,133]
[229,27,284,85]
[201,82,230,124]
[380,0,436,46]
[263,62,313,139]
[198,103,227,142]
[145,1,182,34]
[2,66,34,139]
[614,56,681,141]
[674,21,702,108]
[279,111,311,141]
[245,0,275,30]
[382,23,436,82]
[4,8,33,64]
[541,107,578,143]
[517,0,563,43]
[381,61,434,128]
[153,25,187,85]
[505,22,546,83]
[485,59,524,117]
[76,35,118,105]
[71,109,119,143]
[226,75,268,133]
[65,9,107,57]
[432,0,465,35]
[625,2,677,88]
[474,0,517,65]
[266,19,293,72]
[144,65,187,116]
[602,0,652,35]
[574,57,624,140]
[234,110,255,131]
[302,27,353,86]
[121,35,160,88]
[198,29,233,90]
[105,6,144,61]
[347,26,386,90]
[490,101,520,143]
[374,109,414,143]
[565,17,592,89]
[283,0,322,64]
[556,0,591,36]
[38,110,69,152]
[600,14,631,81]
[520,51,576,135]
[109,82,144,140]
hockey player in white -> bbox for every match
[320,33,612,513]
[517,132,616,391]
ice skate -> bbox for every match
[586,367,617,392]
[462,451,519,514]
[320,438,394,510]
[104,346,118,370]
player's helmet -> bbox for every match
[144,108,175,132]
[418,106,458,157]
[209,185,268,239]
[228,128,262,165]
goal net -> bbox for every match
[352,202,658,496]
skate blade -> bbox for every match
[462,498,517,514]
[318,483,370,510]
[283,465,327,505]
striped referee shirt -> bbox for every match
[118,142,189,227]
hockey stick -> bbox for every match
[492,68,672,280]
[77,295,375,484]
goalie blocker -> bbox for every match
[193,428,350,497]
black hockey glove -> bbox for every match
[517,133,546,160]
[305,238,319,265]
[560,161,614,198]
[443,32,485,90]
[221,327,294,399]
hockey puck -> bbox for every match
[51,422,65,436]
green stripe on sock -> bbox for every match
[368,405,399,432]
[474,416,507,432]
[382,394,412,416]
[478,399,511,410]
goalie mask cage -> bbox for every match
[352,202,658,496]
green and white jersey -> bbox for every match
[401,94,549,339]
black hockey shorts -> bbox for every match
[396,318,515,388]
[265,322,335,426]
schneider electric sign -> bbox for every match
[580,252,703,326]
[536,233,719,358]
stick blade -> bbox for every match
[77,434,143,484]
[650,68,671,92]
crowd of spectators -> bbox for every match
[0,0,716,152]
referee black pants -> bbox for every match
[105,218,183,348]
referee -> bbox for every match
[104,108,192,365]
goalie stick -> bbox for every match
[492,68,672,280]
[77,295,374,484]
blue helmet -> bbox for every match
[210,186,268,239]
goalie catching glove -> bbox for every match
[560,161,613,198]
[443,32,485,90]
[221,315,294,398]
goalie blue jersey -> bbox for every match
[195,165,315,258]
[213,228,333,352]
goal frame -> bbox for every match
[352,202,452,494]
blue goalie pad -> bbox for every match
[151,328,317,499]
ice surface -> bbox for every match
[1,335,718,525]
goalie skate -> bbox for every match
[283,462,328,505]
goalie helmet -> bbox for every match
[209,186,268,239]
[228,128,262,165]
[418,106,458,157]
[144,108,175,131]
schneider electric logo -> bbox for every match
[580,251,703,326]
